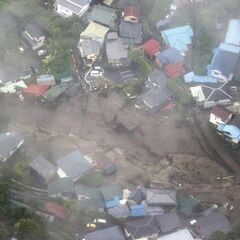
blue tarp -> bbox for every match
[217,124,240,141]
[161,25,193,52]
[155,47,184,65]
[130,205,146,217]
[219,42,240,54]
[105,196,120,209]
[184,72,218,83]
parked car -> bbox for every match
[86,223,96,229]
[93,218,107,224]
[37,49,47,56]
[90,70,103,77]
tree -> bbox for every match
[209,231,227,240]
[8,207,31,225]
[14,218,39,240]
[0,181,10,206]
[0,228,9,240]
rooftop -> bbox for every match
[146,189,176,206]
[155,47,184,65]
[23,84,49,96]
[142,39,160,58]
[225,19,240,46]
[44,202,65,219]
[157,228,194,240]
[56,0,90,14]
[211,105,232,122]
[57,150,92,179]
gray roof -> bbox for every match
[88,4,116,27]
[125,216,160,239]
[128,186,145,204]
[29,156,56,181]
[84,226,126,240]
[158,228,194,240]
[100,185,122,201]
[141,200,164,216]
[79,39,101,57]
[24,23,45,38]
[56,0,90,14]
[106,38,128,63]
[141,70,170,109]
[108,204,131,218]
[48,177,75,197]
[146,189,176,206]
[201,82,232,102]
[197,212,232,240]
[155,212,182,233]
[119,21,143,44]
[57,150,92,179]
[0,132,24,161]
[155,48,184,65]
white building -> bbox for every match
[55,0,91,18]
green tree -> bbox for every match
[209,231,227,240]
[8,207,31,225]
[14,218,39,240]
[0,228,9,240]
[0,181,10,206]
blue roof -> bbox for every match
[130,205,146,217]
[161,25,193,52]
[155,47,184,65]
[184,72,218,83]
[105,196,120,209]
[207,43,239,80]
[225,19,240,46]
[217,124,240,140]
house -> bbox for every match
[48,177,75,199]
[209,105,233,126]
[161,25,193,55]
[78,39,101,66]
[142,39,160,59]
[225,19,240,46]
[184,72,218,83]
[0,132,24,163]
[44,202,66,220]
[141,70,171,109]
[122,6,140,23]
[21,23,46,50]
[83,226,126,240]
[141,200,164,216]
[157,228,195,240]
[119,0,137,8]
[155,47,184,67]
[57,150,92,182]
[176,192,200,216]
[207,43,240,81]
[36,74,55,86]
[155,212,182,234]
[105,32,129,66]
[100,185,122,208]
[189,82,232,108]
[75,184,105,211]
[80,21,109,45]
[23,84,49,97]
[125,216,160,240]
[193,211,232,240]
[108,204,131,218]
[119,21,143,45]
[146,189,176,206]
[54,0,91,18]
[88,4,116,28]
[164,63,184,78]
[217,124,240,143]
[29,156,56,184]
[42,84,69,102]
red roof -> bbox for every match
[23,84,49,96]
[211,105,232,121]
[161,102,175,112]
[142,39,160,58]
[164,63,184,78]
[44,202,66,219]
[124,6,140,18]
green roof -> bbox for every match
[88,4,116,27]
[100,185,122,201]
[176,192,200,216]
[42,85,68,101]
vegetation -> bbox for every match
[166,78,194,109]
[77,172,104,188]
[210,229,240,240]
